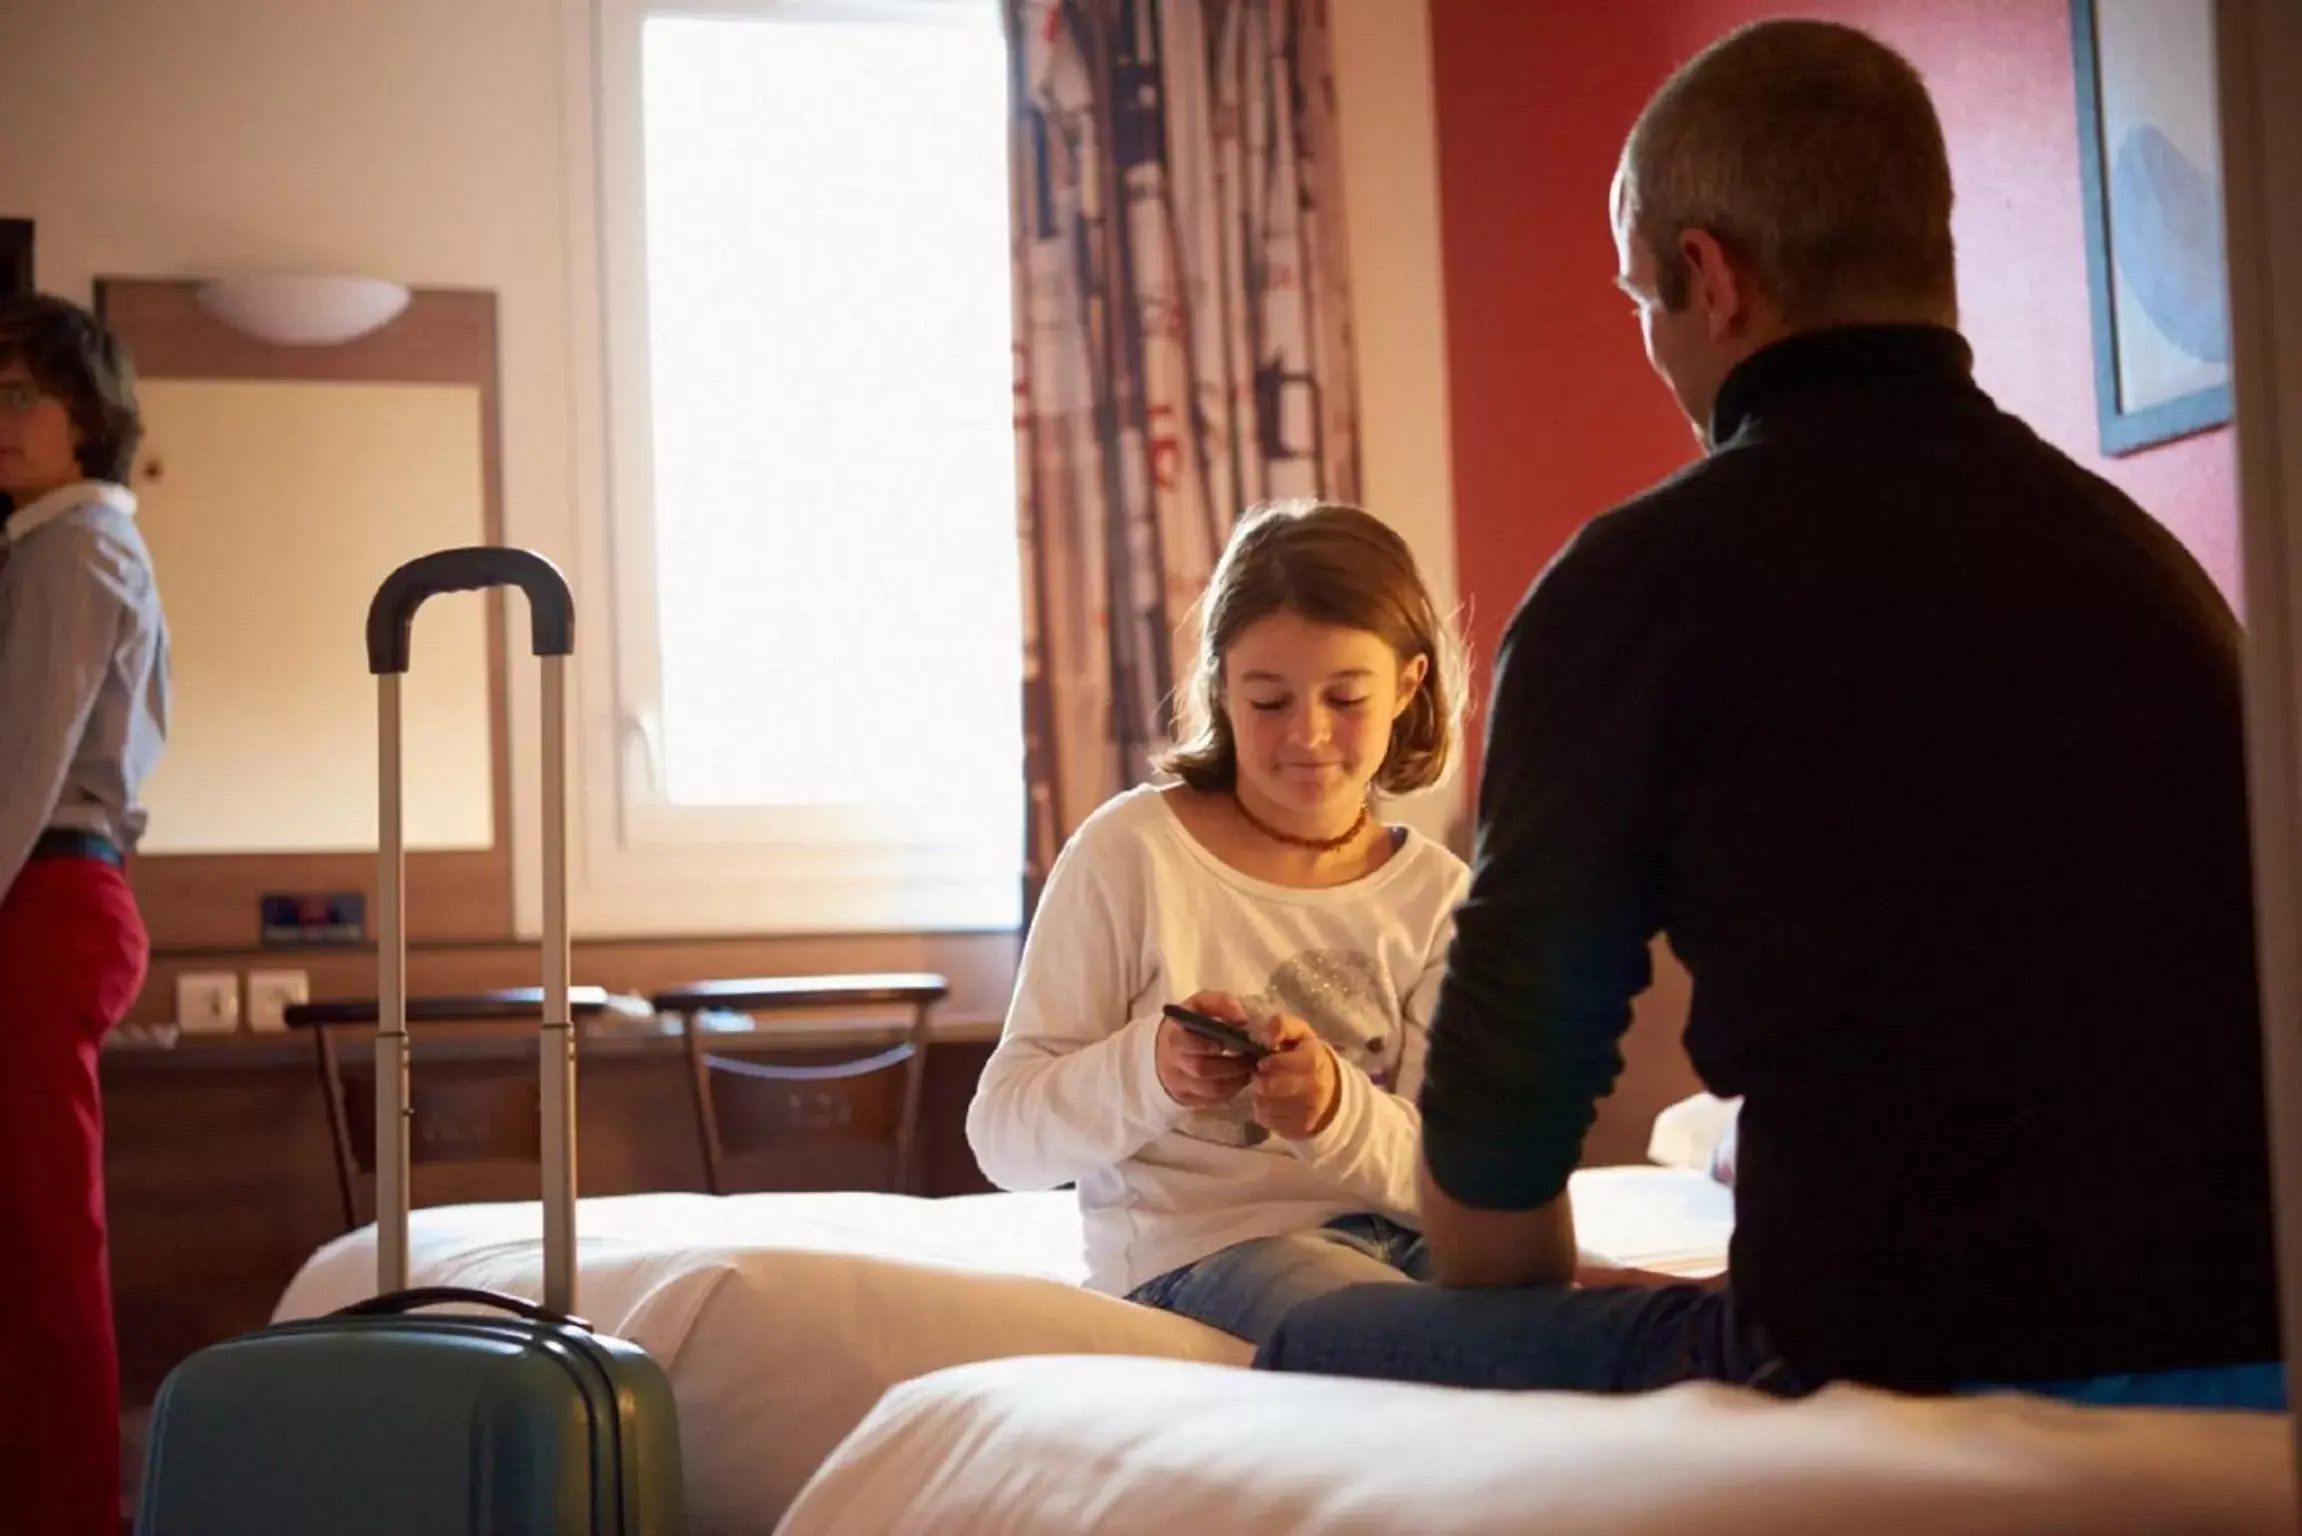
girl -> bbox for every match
[967,501,1469,1347]
[0,293,169,1534]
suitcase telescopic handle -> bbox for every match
[366,546,575,675]
[368,545,579,1315]
[335,1286,592,1333]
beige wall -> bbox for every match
[1331,0,1464,848]
[0,0,579,557]
[0,0,1461,903]
[0,0,580,913]
[0,0,582,904]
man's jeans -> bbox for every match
[1254,1279,2287,1410]
[1128,1214,1429,1348]
[1255,1277,1807,1393]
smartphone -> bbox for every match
[1161,1003,1271,1061]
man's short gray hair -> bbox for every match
[1621,19,1957,326]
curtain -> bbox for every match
[1006,0,1363,916]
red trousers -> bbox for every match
[0,857,147,1536]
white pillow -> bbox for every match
[1648,1091,1742,1185]
[781,1355,2295,1536]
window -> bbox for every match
[587,0,1022,933]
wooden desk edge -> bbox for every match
[104,1013,1003,1070]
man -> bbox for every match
[0,292,170,1532]
[1256,19,2280,1403]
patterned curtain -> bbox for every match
[1006,0,1363,918]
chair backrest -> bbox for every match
[290,988,614,1232]
[338,1058,544,1174]
[696,1043,915,1192]
[651,973,949,1196]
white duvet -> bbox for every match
[273,1168,1733,1531]
[780,1354,2296,1535]
[275,1189,1244,1531]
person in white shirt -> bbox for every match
[0,293,169,1536]
[968,501,1469,1346]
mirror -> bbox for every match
[133,378,493,852]
[95,279,513,947]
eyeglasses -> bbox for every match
[0,381,50,415]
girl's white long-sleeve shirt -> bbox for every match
[967,785,1470,1296]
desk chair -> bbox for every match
[286,987,614,1232]
[649,974,948,1196]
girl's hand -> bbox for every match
[1251,1014,1340,1139]
[1154,990,1258,1109]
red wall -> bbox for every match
[1431,0,2240,733]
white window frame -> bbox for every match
[550,0,1022,936]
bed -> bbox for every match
[271,1166,1734,1532]
[776,1353,2294,1535]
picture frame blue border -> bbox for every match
[2070,0,2233,456]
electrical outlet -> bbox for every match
[246,970,310,1033]
[175,972,241,1035]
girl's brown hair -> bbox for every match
[1160,500,1464,796]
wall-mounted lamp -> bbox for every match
[194,275,411,347]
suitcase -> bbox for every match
[136,548,686,1535]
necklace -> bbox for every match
[1232,791,1370,853]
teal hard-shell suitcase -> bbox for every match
[136,550,685,1535]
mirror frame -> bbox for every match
[94,278,514,948]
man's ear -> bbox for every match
[1679,227,1752,341]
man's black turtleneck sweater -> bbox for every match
[1422,325,2278,1388]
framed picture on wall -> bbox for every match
[2071,0,2233,455]
[0,220,29,298]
